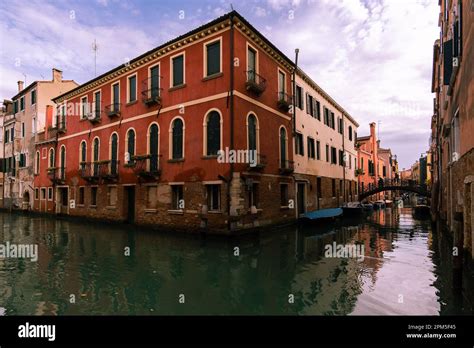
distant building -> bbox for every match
[2,69,77,209]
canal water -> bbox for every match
[0,208,472,315]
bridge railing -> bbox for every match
[358,178,427,195]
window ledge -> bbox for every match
[168,84,186,92]
[168,158,185,163]
[76,204,85,207]
[90,205,97,209]
[207,210,222,214]
[106,206,116,210]
[280,206,290,210]
[201,155,218,160]
[202,72,223,82]
[168,209,184,215]
[145,208,157,213]
[126,100,138,107]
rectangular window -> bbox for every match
[349,154,352,169]
[247,46,257,81]
[295,133,304,156]
[280,184,289,207]
[35,188,39,200]
[314,100,321,121]
[326,144,329,162]
[249,183,259,208]
[20,96,24,111]
[112,83,120,107]
[324,107,329,125]
[296,86,303,110]
[339,180,343,197]
[81,96,88,119]
[383,166,387,177]
[91,187,98,206]
[316,140,321,160]
[78,187,85,205]
[339,150,344,166]
[94,91,101,118]
[31,90,36,105]
[41,188,46,200]
[48,187,53,201]
[206,40,220,76]
[5,129,9,143]
[14,100,18,114]
[128,75,137,102]
[171,185,184,210]
[21,122,25,138]
[278,70,285,95]
[108,186,117,206]
[10,128,14,142]
[331,112,335,130]
[207,184,220,211]
[332,179,336,198]
[307,137,315,159]
[146,186,157,209]
[19,153,26,167]
[172,54,184,87]
[331,147,337,164]
[338,118,343,134]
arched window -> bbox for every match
[48,148,55,168]
[35,151,40,175]
[247,114,257,152]
[149,124,159,172]
[92,137,100,175]
[80,141,87,170]
[126,129,135,164]
[279,127,287,168]
[110,133,118,175]
[60,146,66,180]
[171,118,183,159]
[349,126,353,141]
[206,111,221,156]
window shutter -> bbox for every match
[443,39,453,85]
[453,22,459,57]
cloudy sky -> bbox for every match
[0,0,439,169]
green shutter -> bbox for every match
[206,41,220,76]
[173,55,184,86]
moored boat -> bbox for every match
[385,200,393,207]
[361,202,374,210]
[373,200,386,210]
[299,208,343,225]
[342,202,364,217]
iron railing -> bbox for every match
[245,70,266,95]
[141,77,163,106]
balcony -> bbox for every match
[247,153,267,171]
[277,92,292,113]
[97,160,119,181]
[47,167,65,184]
[142,77,163,106]
[56,116,66,134]
[79,162,99,182]
[87,109,102,124]
[105,103,121,118]
[279,159,294,175]
[245,70,266,96]
[129,154,160,179]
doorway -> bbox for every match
[297,183,306,216]
[59,187,68,214]
[124,186,136,223]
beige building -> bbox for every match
[2,69,77,209]
[293,69,359,215]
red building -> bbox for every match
[356,122,379,197]
[34,11,295,233]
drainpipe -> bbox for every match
[227,12,235,230]
[342,113,346,203]
[292,49,299,137]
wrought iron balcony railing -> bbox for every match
[279,159,294,174]
[105,103,121,117]
[79,162,99,182]
[142,77,163,106]
[129,154,160,179]
[86,108,102,123]
[277,92,292,112]
[47,167,65,184]
[56,116,66,133]
[247,153,267,171]
[245,70,266,96]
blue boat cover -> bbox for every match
[301,208,343,220]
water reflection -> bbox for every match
[0,208,472,315]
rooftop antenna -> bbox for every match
[230,3,234,10]
[92,39,99,77]
[22,73,26,85]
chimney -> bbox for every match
[52,68,63,82]
[377,140,381,149]
[18,80,24,92]
[369,122,376,141]
[45,105,53,139]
